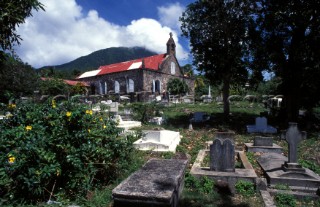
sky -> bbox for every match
[14,0,195,68]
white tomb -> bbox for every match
[133,130,181,152]
[113,115,141,130]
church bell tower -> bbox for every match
[166,32,176,56]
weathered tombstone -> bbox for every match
[210,136,235,172]
[282,122,307,172]
[222,139,235,172]
[210,139,223,171]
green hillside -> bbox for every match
[39,47,157,74]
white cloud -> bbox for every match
[14,0,188,68]
[157,3,184,31]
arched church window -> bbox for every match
[115,81,120,94]
[171,62,175,75]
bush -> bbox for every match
[235,180,255,197]
[0,100,135,205]
[274,193,296,207]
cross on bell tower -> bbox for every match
[166,32,176,56]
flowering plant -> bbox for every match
[0,100,135,204]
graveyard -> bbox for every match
[1,98,320,207]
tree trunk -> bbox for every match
[222,76,230,117]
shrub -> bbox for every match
[274,193,296,207]
[0,100,135,205]
[235,180,255,197]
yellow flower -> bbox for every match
[26,125,32,131]
[8,104,16,109]
[88,129,91,133]
[66,111,72,117]
[56,170,60,176]
[8,156,15,164]
[103,125,106,129]
[52,100,56,108]
[99,117,103,121]
[86,110,93,115]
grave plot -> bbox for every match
[133,130,181,152]
[257,123,320,189]
[112,159,188,207]
[190,132,258,194]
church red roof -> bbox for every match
[77,53,168,79]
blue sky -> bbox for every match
[14,0,195,68]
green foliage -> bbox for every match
[274,193,296,207]
[167,78,189,95]
[299,159,320,175]
[129,102,164,124]
[0,100,135,204]
[0,54,40,102]
[0,0,44,51]
[185,174,215,194]
[180,0,250,115]
[39,78,70,96]
[235,180,255,197]
[251,0,320,120]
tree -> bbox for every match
[167,78,189,95]
[180,0,249,116]
[0,0,44,52]
[251,0,320,121]
[0,53,40,102]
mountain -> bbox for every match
[39,47,157,74]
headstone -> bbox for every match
[247,116,277,134]
[254,136,273,146]
[282,122,307,171]
[210,137,235,172]
[222,139,235,172]
[110,102,119,113]
[210,139,223,171]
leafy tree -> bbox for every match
[167,78,189,95]
[250,0,320,121]
[0,53,40,102]
[39,78,70,96]
[0,0,44,52]
[180,0,249,116]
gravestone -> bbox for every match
[282,122,307,172]
[210,139,223,171]
[223,139,235,172]
[210,137,235,172]
[110,102,119,113]
[247,116,277,134]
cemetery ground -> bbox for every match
[1,101,320,206]
[81,101,320,207]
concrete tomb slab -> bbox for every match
[245,136,283,153]
[112,159,188,207]
[133,130,181,152]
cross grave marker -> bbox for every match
[283,122,307,171]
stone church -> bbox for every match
[77,33,194,101]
